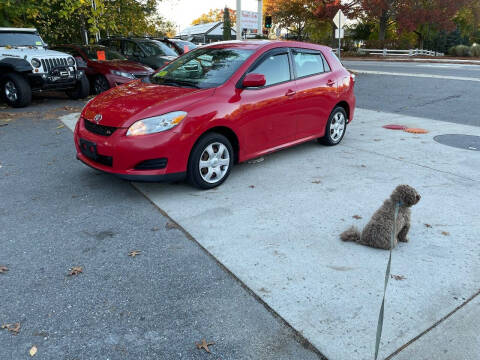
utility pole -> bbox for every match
[257,0,263,36]
[236,0,242,40]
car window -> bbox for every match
[108,39,122,53]
[249,53,290,86]
[124,41,143,57]
[82,46,126,60]
[150,47,253,89]
[321,53,331,72]
[292,50,325,78]
[140,40,178,57]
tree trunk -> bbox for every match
[379,9,388,44]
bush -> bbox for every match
[470,44,480,57]
[448,44,470,57]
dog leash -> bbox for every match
[374,201,401,360]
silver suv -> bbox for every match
[0,27,89,107]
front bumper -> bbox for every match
[29,67,84,91]
[74,116,190,182]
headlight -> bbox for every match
[112,70,136,79]
[126,111,187,136]
[31,58,41,68]
[67,57,75,66]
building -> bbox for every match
[176,22,236,44]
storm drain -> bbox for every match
[433,134,480,151]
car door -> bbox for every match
[123,40,144,63]
[236,48,298,156]
[291,48,338,138]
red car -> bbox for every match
[75,40,356,189]
[53,45,154,94]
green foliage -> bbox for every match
[223,6,232,40]
[470,43,480,57]
[448,44,471,56]
[0,0,173,45]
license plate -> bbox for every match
[80,138,97,160]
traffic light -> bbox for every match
[265,16,272,29]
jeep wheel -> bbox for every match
[2,73,32,108]
[66,74,90,99]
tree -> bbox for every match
[191,8,236,26]
[360,0,400,42]
[223,6,232,40]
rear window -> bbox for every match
[292,51,325,77]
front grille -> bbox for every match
[41,57,69,72]
[134,158,168,170]
[84,119,117,137]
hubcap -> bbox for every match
[5,81,18,102]
[330,112,346,142]
[199,142,230,184]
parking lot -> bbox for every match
[2,64,480,359]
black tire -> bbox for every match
[319,106,347,146]
[66,74,90,99]
[1,73,32,108]
[187,133,234,190]
[93,75,110,94]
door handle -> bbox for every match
[327,80,335,87]
[285,89,296,96]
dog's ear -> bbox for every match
[391,185,420,206]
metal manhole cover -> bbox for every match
[433,134,480,151]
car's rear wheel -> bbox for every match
[1,73,32,108]
[319,106,347,146]
[93,75,110,94]
[188,133,233,189]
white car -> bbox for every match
[0,27,89,107]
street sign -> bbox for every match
[240,10,259,30]
[335,29,344,39]
[333,10,346,29]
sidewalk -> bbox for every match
[62,108,480,359]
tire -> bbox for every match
[187,133,234,189]
[66,74,90,99]
[1,73,32,108]
[319,106,347,146]
[93,75,110,94]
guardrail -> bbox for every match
[363,48,444,57]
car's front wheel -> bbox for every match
[93,75,110,94]
[319,106,347,146]
[188,133,234,189]
[1,73,32,108]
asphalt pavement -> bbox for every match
[0,99,322,359]
[344,60,480,126]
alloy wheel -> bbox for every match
[330,111,346,142]
[5,81,18,102]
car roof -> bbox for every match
[205,40,331,52]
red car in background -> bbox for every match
[52,45,153,94]
[75,40,355,189]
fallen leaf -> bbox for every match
[373,139,382,142]
[29,346,37,357]
[424,223,432,228]
[196,339,215,353]
[441,231,450,236]
[151,226,159,232]
[56,124,64,129]
[1,322,20,335]
[0,265,8,274]
[311,180,322,184]
[165,222,177,230]
[360,164,366,168]
[128,250,141,257]
[352,215,362,220]
[68,266,83,276]
[391,274,406,280]
[249,185,255,188]
[0,123,8,127]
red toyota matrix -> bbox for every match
[75,40,356,189]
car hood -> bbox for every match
[0,47,71,58]
[83,80,213,127]
[93,59,153,74]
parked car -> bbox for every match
[51,44,154,94]
[98,37,177,70]
[74,40,356,189]
[0,27,89,107]
[155,38,197,55]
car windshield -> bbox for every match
[150,47,253,89]
[82,46,126,60]
[172,40,197,53]
[0,32,44,47]
[140,40,177,57]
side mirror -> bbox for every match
[242,73,266,88]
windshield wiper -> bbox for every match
[161,78,200,88]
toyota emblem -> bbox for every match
[94,114,102,123]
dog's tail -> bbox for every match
[340,226,361,243]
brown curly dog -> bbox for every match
[340,185,421,250]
